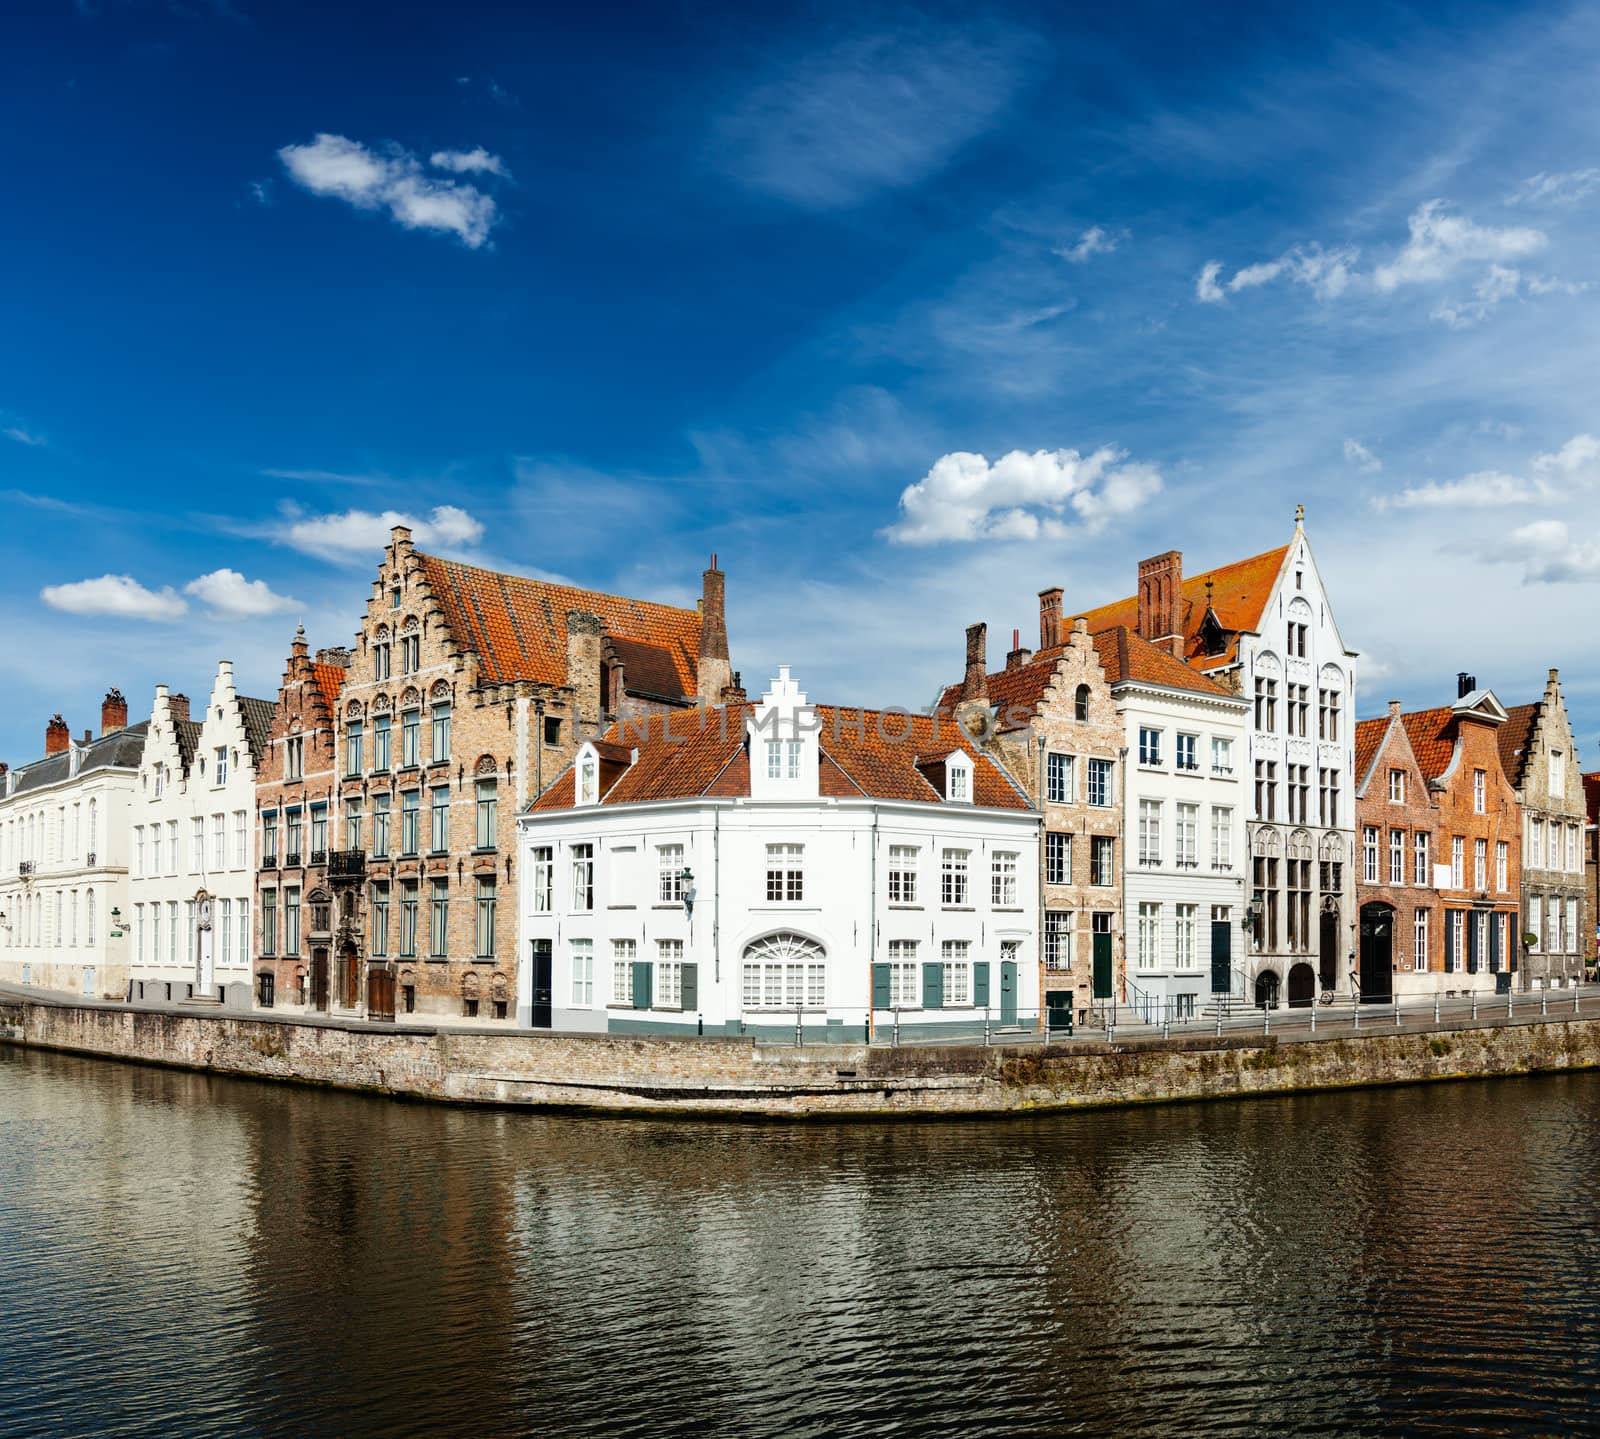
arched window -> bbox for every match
[1074,684,1090,721]
[741,932,826,1010]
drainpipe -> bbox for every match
[712,806,721,987]
[533,697,545,799]
[1036,736,1047,1027]
[867,806,880,1041]
[1118,742,1130,1017]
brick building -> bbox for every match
[327,526,734,1024]
[1353,679,1522,999]
[1497,670,1587,989]
[253,627,346,1011]
[1584,770,1600,976]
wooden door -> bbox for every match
[310,948,330,1012]
[366,966,396,1023]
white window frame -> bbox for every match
[570,939,594,1007]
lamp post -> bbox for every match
[680,868,697,921]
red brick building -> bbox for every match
[1353,678,1522,999]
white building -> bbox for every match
[127,664,274,1005]
[518,668,1040,1038]
[0,691,145,999]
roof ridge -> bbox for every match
[413,549,701,618]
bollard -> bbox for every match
[796,1008,804,1047]
[1395,1000,1401,1029]
[1311,1003,1316,1033]
[1216,1014,1223,1039]
[984,1007,991,1046]
[1434,994,1440,1025]
[1264,1008,1270,1036]
[892,1014,900,1048]
[1542,990,1548,1016]
[1354,1003,1360,1030]
[1471,991,1477,1020]
[1508,989,1514,1020]
[1577,985,1583,1016]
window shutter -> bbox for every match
[922,962,943,1010]
[681,962,698,1014]
[1444,914,1455,971]
[871,963,891,1008]
[1467,916,1479,973]
[632,960,652,1009]
[1490,915,1501,972]
[973,961,991,1008]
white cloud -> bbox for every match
[183,569,301,617]
[1532,433,1600,484]
[40,574,187,622]
[709,22,1042,209]
[1195,261,1225,303]
[1196,244,1358,304]
[278,134,500,248]
[1343,438,1382,473]
[275,504,485,561]
[1507,169,1600,206]
[1056,226,1119,263]
[2,412,46,446]
[1494,519,1600,582]
[1372,200,1545,291]
[428,147,508,177]
[883,446,1162,544]
[1372,469,1544,512]
[1431,263,1524,327]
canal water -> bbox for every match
[4,1048,1600,1438]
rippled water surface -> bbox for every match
[5,1049,1600,1438]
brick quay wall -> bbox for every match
[4,996,1600,1118]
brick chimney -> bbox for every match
[316,646,352,669]
[721,671,747,705]
[961,623,988,702]
[1137,550,1184,657]
[81,730,92,746]
[100,687,127,736]
[45,714,70,756]
[1038,587,1063,649]
[566,609,604,733]
[697,555,733,705]
[1389,700,1402,716]
[169,693,191,724]
[1006,627,1032,672]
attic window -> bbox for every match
[578,753,598,806]
[391,585,401,609]
[1074,684,1090,722]
[1296,570,1303,590]
[947,756,972,803]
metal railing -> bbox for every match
[328,849,366,880]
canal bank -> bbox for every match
[5,988,1600,1117]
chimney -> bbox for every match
[1457,672,1476,699]
[45,714,69,756]
[316,646,353,669]
[1006,627,1032,672]
[566,609,604,732]
[169,693,191,724]
[961,623,988,702]
[696,555,733,705]
[81,730,92,746]
[100,687,127,736]
[1038,587,1063,649]
[1137,550,1184,657]
[721,672,747,705]
[1388,700,1401,716]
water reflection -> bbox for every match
[5,1048,1600,1437]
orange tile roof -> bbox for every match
[1068,544,1291,669]
[1496,702,1537,789]
[312,662,345,714]
[1354,716,1389,787]
[1583,771,1600,826]
[1397,705,1458,782]
[414,551,702,693]
[529,703,1031,811]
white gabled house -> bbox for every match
[518,668,1041,1038]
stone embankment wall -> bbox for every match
[4,996,1600,1118]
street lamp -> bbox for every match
[680,868,697,920]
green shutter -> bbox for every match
[973,961,991,1007]
[871,963,891,1008]
[1490,914,1502,971]
[1467,914,1479,973]
[922,961,943,1009]
[681,962,698,1014]
[1092,932,1114,1000]
[632,960,653,1009]
[1444,912,1455,971]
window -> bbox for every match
[1551,899,1562,954]
[1287,859,1311,951]
[1175,803,1198,867]
[1087,758,1113,807]
[1211,806,1233,869]
[1044,912,1071,970]
[887,939,921,1004]
[151,823,164,876]
[400,791,419,856]
[475,877,496,958]
[941,848,969,906]
[570,939,594,1006]
[1288,621,1308,657]
[991,851,1018,906]
[134,826,145,877]
[1415,832,1430,886]
[308,806,326,862]
[1137,902,1160,971]
[151,903,163,966]
[401,631,421,673]
[1255,677,1278,731]
[1211,736,1233,775]
[285,887,301,954]
[1414,910,1429,971]
[399,881,418,957]
[1473,769,1486,815]
[1448,911,1464,972]
[1318,688,1341,741]
[765,843,804,903]
[1363,827,1379,884]
[428,879,449,957]
[1046,752,1073,804]
[207,814,224,869]
[1551,747,1566,795]
[262,891,277,956]
[571,844,594,911]
[374,641,391,680]
[947,764,970,803]
[1530,895,1543,951]
[1567,824,1579,873]
[233,811,247,869]
[1138,800,1162,865]
[1451,836,1464,888]
[153,764,165,800]
[1390,830,1405,885]
[1567,898,1579,954]
[1287,684,1309,737]
[939,940,971,1004]
[342,799,362,852]
[346,722,363,776]
[430,703,451,763]
[1175,904,1198,971]
[1091,835,1115,886]
[1473,838,1487,890]
[195,815,209,870]
[475,780,497,850]
[219,898,233,967]
[658,844,685,903]
[578,754,598,805]
[1138,727,1163,766]
[655,940,684,1008]
[1255,761,1277,819]
[544,716,561,747]
[1389,769,1405,803]
[374,714,391,772]
[214,746,229,787]
[1074,684,1090,721]
[372,794,391,858]
[285,737,304,781]
[888,845,918,904]
[1530,817,1544,868]
[765,739,802,780]
[532,846,553,912]
[429,786,449,853]
[390,585,400,610]
[1318,768,1339,828]
[371,884,389,957]
[1287,765,1309,824]
[743,933,826,1010]
[1167,733,1197,773]
[401,710,420,768]
[1045,832,1070,885]
[611,939,636,1004]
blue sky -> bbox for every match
[4,0,1600,762]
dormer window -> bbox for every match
[947,753,973,803]
[578,750,599,806]
[765,738,801,781]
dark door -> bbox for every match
[1254,970,1280,1009]
[1287,962,1316,1007]
[1210,921,1232,993]
[1092,932,1113,1001]
[1359,904,1394,1002]
[1319,910,1339,989]
[338,946,360,1009]
[1045,991,1074,1033]
[530,939,553,1029]
[1000,960,1017,1025]
[367,966,395,1023]
[310,948,330,1012]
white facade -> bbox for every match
[0,713,143,999]
[518,670,1041,1037]
[127,665,262,1005]
[1120,679,1250,1019]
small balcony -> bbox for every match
[329,849,367,881]
[309,849,328,867]
[17,860,34,878]
[262,855,278,870]
[285,852,302,868]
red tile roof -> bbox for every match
[1397,705,1458,782]
[1496,702,1537,789]
[1354,715,1389,786]
[530,703,1031,812]
[312,663,345,714]
[414,552,702,693]
[1068,545,1291,669]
